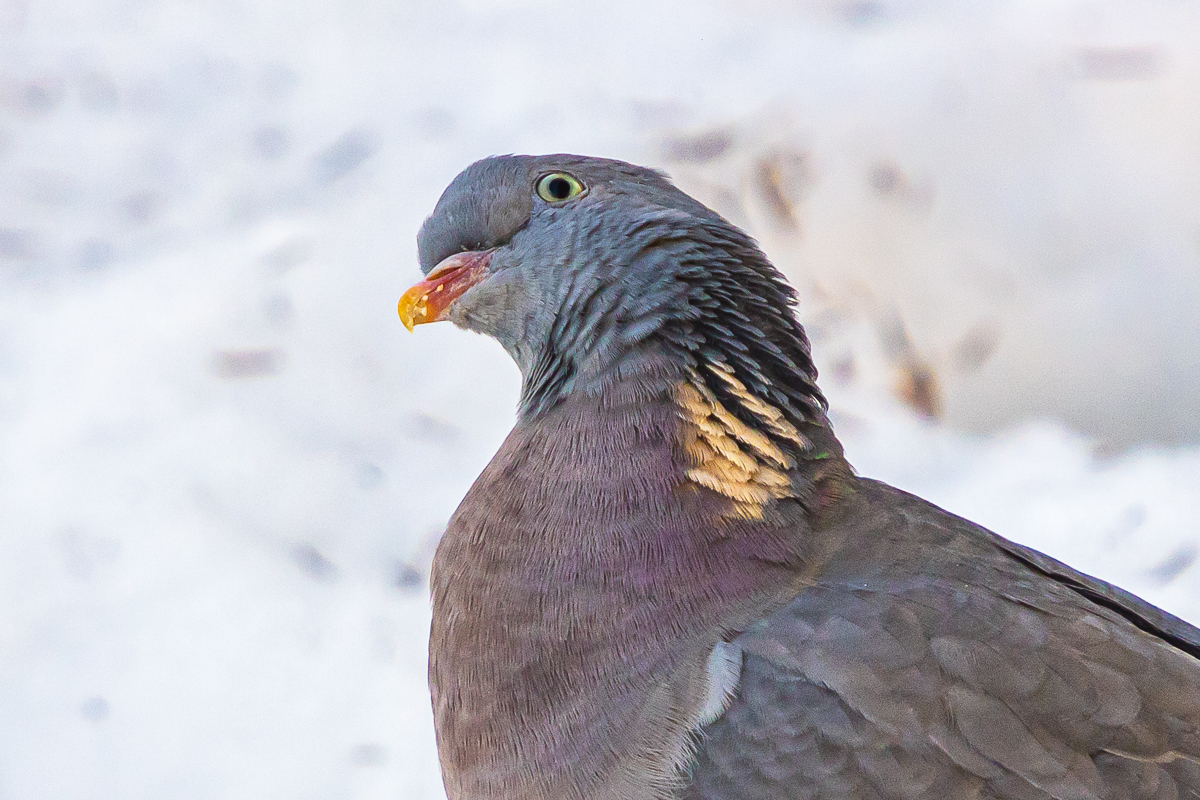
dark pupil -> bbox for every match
[547,177,571,199]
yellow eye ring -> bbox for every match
[535,172,585,203]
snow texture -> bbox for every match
[0,0,1197,798]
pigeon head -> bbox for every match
[400,154,827,442]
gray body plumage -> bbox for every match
[687,482,1200,800]
[413,155,1200,800]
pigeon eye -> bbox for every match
[535,173,585,203]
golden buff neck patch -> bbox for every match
[675,361,810,519]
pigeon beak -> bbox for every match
[398,250,494,332]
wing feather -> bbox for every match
[685,481,1200,800]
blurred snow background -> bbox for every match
[1,0,1198,797]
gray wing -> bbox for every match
[685,481,1200,800]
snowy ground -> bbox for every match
[1,1,1198,798]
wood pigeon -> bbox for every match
[398,155,1200,800]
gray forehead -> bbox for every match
[416,154,711,273]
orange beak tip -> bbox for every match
[397,289,426,332]
[397,250,492,333]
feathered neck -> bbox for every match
[517,209,837,483]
